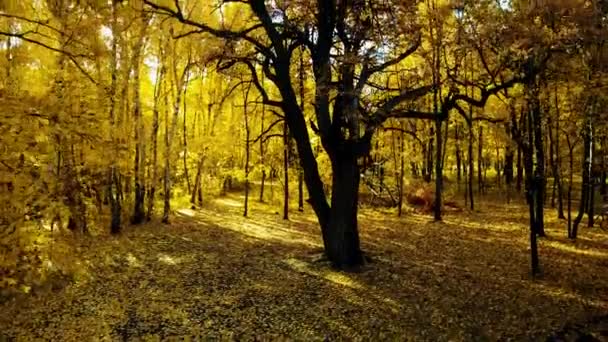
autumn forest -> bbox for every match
[1,0,608,340]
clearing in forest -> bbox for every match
[1,197,607,341]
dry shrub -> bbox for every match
[405,180,461,213]
[406,181,435,213]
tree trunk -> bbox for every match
[243,84,251,217]
[456,124,462,184]
[531,87,546,237]
[505,145,514,186]
[478,125,483,195]
[524,107,541,276]
[426,126,434,183]
[298,169,304,212]
[468,122,474,210]
[297,46,305,213]
[108,1,121,234]
[283,121,289,220]
[398,123,405,217]
[574,104,593,237]
[183,75,192,195]
[190,155,205,208]
[516,114,524,192]
[326,153,363,268]
[162,53,190,224]
[131,20,148,225]
[551,86,565,219]
[161,105,172,224]
[146,63,163,221]
[259,105,266,203]
[434,118,443,221]
[566,137,575,238]
[587,122,595,228]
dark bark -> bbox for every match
[566,136,576,238]
[298,45,305,213]
[572,118,592,238]
[531,86,546,237]
[108,1,121,233]
[434,118,443,221]
[517,142,523,192]
[131,24,147,225]
[478,125,483,195]
[243,83,251,217]
[259,108,266,203]
[426,126,434,183]
[326,152,363,268]
[398,123,405,217]
[183,75,191,195]
[529,187,541,276]
[146,66,163,221]
[505,145,514,186]
[109,168,121,234]
[587,124,595,228]
[298,170,304,212]
[190,155,204,208]
[551,86,565,219]
[468,121,474,210]
[456,124,462,183]
[283,121,289,220]
[524,105,541,275]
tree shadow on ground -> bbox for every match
[0,195,607,340]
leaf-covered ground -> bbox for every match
[1,197,608,341]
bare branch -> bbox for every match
[143,0,273,58]
[0,31,97,85]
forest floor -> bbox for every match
[1,195,608,341]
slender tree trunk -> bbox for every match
[516,110,524,192]
[298,46,305,212]
[427,126,434,183]
[531,86,546,237]
[162,56,189,224]
[505,145,514,186]
[549,113,557,208]
[108,1,121,234]
[516,143,523,192]
[298,170,304,212]
[572,97,594,238]
[566,137,575,238]
[524,106,541,276]
[161,93,172,223]
[183,75,192,195]
[478,125,483,195]
[552,86,565,219]
[398,123,405,217]
[191,155,205,208]
[131,19,148,225]
[283,121,289,220]
[588,123,595,227]
[243,84,251,217]
[571,130,590,239]
[456,124,462,184]
[601,136,607,197]
[146,61,164,221]
[434,118,443,221]
[468,122,474,210]
[259,105,266,203]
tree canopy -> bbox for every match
[1,0,608,339]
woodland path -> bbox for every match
[1,197,608,341]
